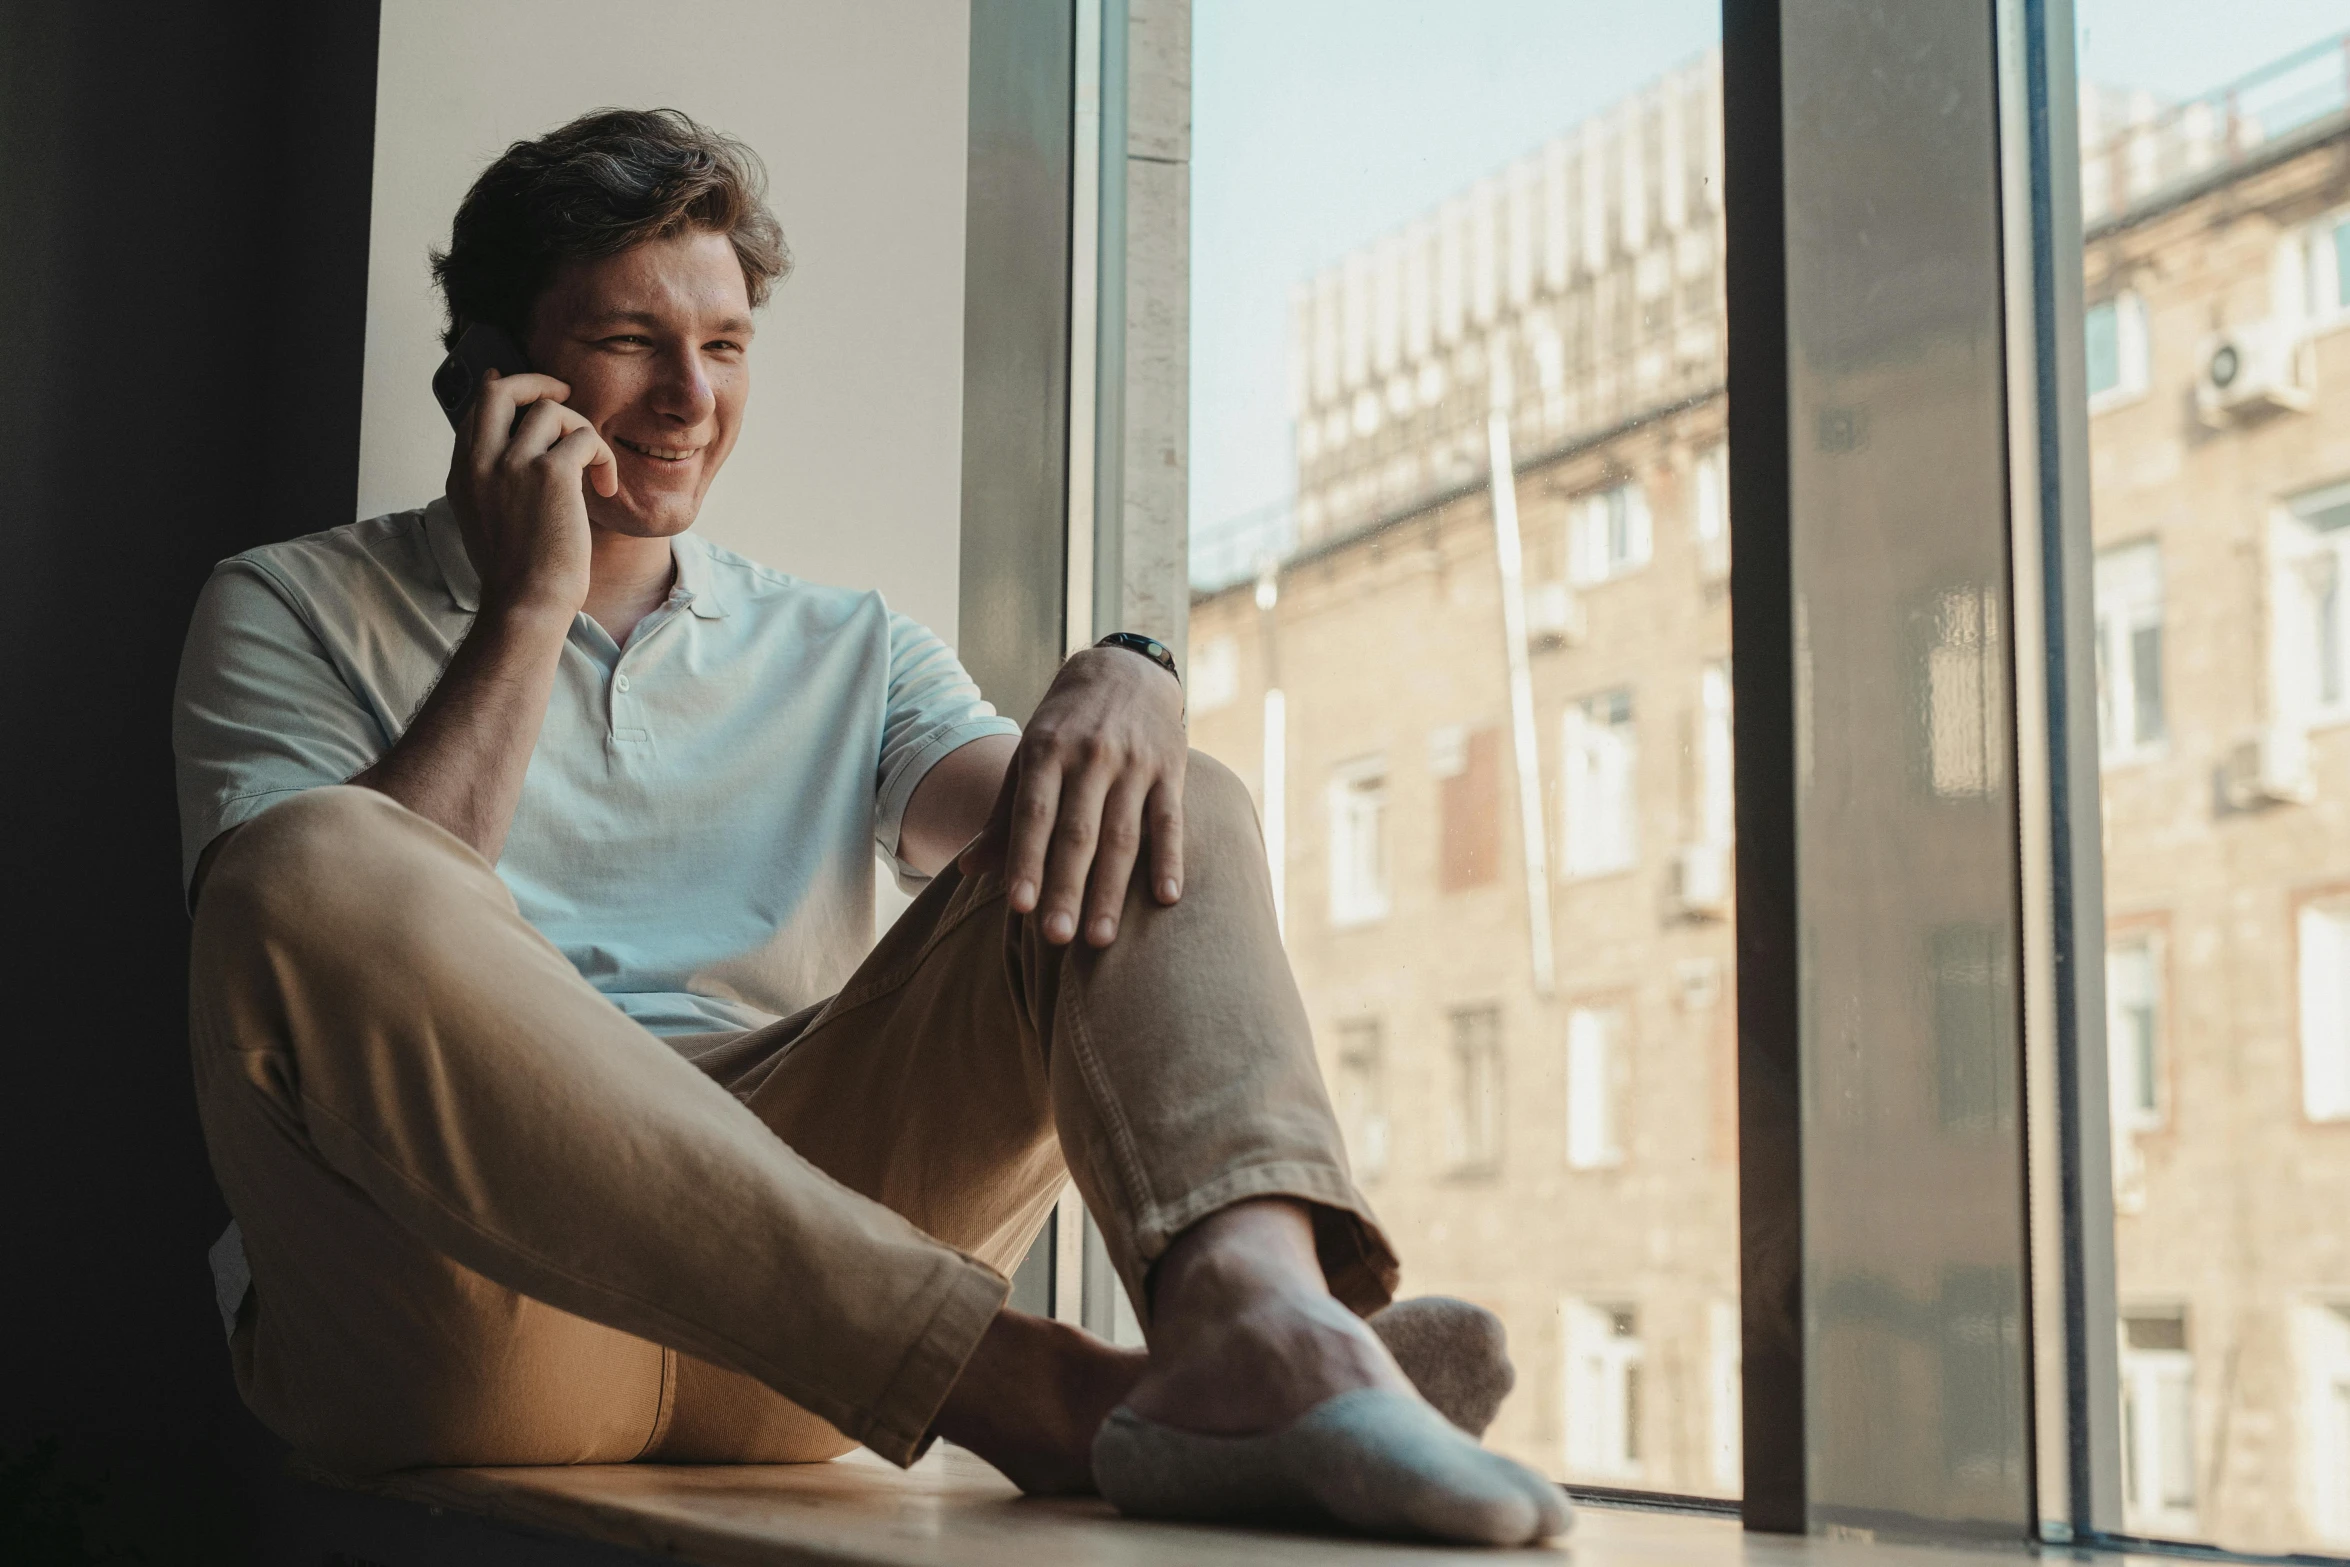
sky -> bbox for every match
[1189,0,2350,549]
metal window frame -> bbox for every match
[1728,0,2126,1540]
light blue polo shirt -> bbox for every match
[173,498,1019,1037]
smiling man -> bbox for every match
[171,109,1563,1544]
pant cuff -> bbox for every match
[855,1253,1012,1467]
[1117,1159,1401,1327]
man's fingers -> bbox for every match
[546,425,617,492]
[467,370,574,470]
[1080,776,1150,946]
[1146,774,1185,905]
[503,399,573,465]
[1036,760,1113,945]
[1001,753,1064,914]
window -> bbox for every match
[1563,1299,1644,1480]
[2108,933,2166,1133]
[2299,900,2350,1123]
[2085,291,2150,410]
[1708,1299,1742,1494]
[1917,586,2003,800]
[1698,662,1734,846]
[1326,758,1390,926]
[1332,1018,1389,1181]
[1191,633,1240,713]
[1563,689,1638,876]
[1565,1004,1625,1169]
[2273,481,2350,727]
[1568,481,1652,584]
[1444,1006,1503,1174]
[2288,210,2350,327]
[2301,1302,2350,1546]
[1433,723,1503,891]
[2119,1309,2198,1536]
[2094,540,2167,763]
[1693,443,1729,579]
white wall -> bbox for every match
[361,0,971,641]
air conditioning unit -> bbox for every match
[2221,723,2315,809]
[1672,840,1733,919]
[1526,581,1587,650]
[2195,321,2313,426]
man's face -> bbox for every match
[523,228,755,539]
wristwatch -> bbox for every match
[1095,632,1182,708]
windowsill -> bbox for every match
[1328,907,1391,931]
[2087,384,2148,417]
[310,1443,1775,1563]
[1561,863,1639,885]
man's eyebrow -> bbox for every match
[582,309,757,336]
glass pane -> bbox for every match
[2075,3,2350,1551]
[2085,299,2121,397]
[1190,1,1733,1495]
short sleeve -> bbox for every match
[871,612,1020,874]
[173,561,389,896]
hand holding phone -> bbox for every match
[436,326,618,621]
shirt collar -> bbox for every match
[426,497,727,620]
[670,531,728,619]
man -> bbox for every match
[174,108,1563,1544]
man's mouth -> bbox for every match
[614,436,701,463]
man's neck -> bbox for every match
[583,526,680,646]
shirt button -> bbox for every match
[614,674,632,692]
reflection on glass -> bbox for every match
[1190,8,1732,1491]
[2078,4,2350,1549]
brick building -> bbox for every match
[1186,39,2350,1542]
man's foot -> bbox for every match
[929,1311,1141,1495]
[1099,1200,1565,1544]
[1367,1296,1516,1438]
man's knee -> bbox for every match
[1181,750,1262,843]
[195,786,460,955]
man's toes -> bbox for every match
[1368,1295,1516,1436]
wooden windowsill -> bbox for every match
[317,1444,2063,1567]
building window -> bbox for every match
[1444,1006,1504,1174]
[2119,1309,2198,1536]
[2302,1302,2350,1545]
[1191,634,1240,713]
[2289,210,2350,327]
[1326,758,1390,927]
[2094,541,2166,764]
[1563,689,1638,876]
[2108,933,2166,1133]
[1563,1298,1644,1481]
[2273,481,2350,727]
[1914,586,2003,800]
[2085,291,2150,410]
[1699,662,1734,847]
[1332,1018,1389,1181]
[1566,1005,1626,1169]
[1693,443,1729,579]
[1568,480,1652,585]
[1694,443,1728,545]
[1432,723,1503,891]
[2298,900,2350,1122]
[1708,1299,1742,1494]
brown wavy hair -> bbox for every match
[429,107,790,350]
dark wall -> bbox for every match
[0,3,379,1556]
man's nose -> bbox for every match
[652,349,718,423]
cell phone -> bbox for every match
[431,322,534,430]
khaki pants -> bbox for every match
[188,755,1394,1476]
